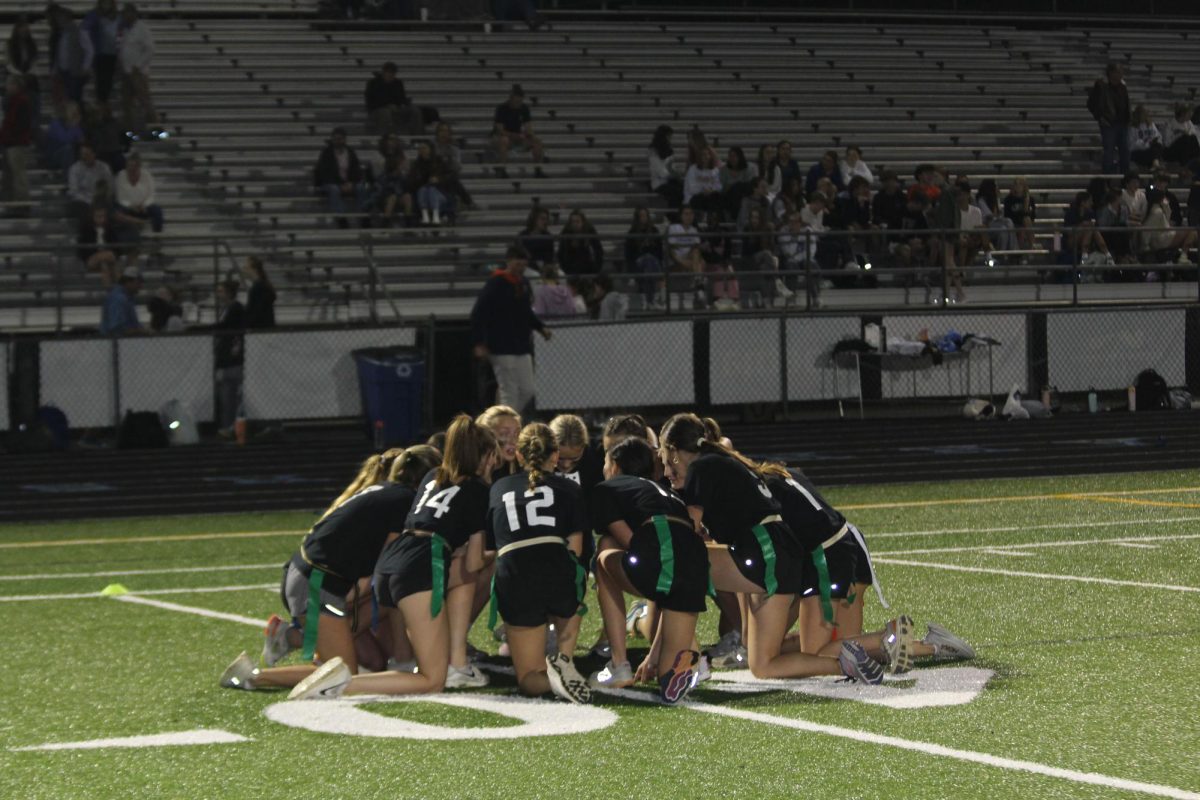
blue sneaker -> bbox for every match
[659,649,701,704]
[838,640,884,685]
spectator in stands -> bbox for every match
[1129,105,1164,169]
[771,177,803,224]
[1153,170,1184,228]
[685,127,709,167]
[45,101,85,171]
[67,140,113,221]
[719,145,757,218]
[491,84,545,172]
[683,146,722,213]
[557,208,604,277]
[364,61,423,136]
[741,205,790,306]
[1120,171,1147,237]
[666,205,706,308]
[765,140,800,199]
[368,132,405,183]
[1002,177,1036,256]
[1161,103,1200,165]
[805,150,843,195]
[648,124,683,209]
[113,151,163,234]
[974,178,1015,252]
[470,244,551,416]
[52,7,93,107]
[696,209,737,309]
[907,163,941,204]
[99,265,143,334]
[83,0,119,103]
[591,272,629,320]
[1063,191,1110,265]
[625,205,663,308]
[896,193,932,273]
[831,175,876,268]
[737,177,771,230]
[407,140,453,225]
[211,278,246,435]
[118,3,159,135]
[1142,188,1197,266]
[147,284,183,331]
[84,101,127,172]
[871,170,906,232]
[840,145,874,186]
[243,255,276,328]
[1089,63,1130,175]
[0,75,34,213]
[313,127,369,228]
[7,18,40,123]
[373,156,411,226]
[433,121,474,210]
[532,262,583,318]
[814,177,838,213]
[512,207,552,271]
[1097,188,1133,264]
[78,203,124,278]
[954,181,991,296]
[756,143,775,182]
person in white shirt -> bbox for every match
[1129,105,1164,169]
[118,3,159,133]
[1142,188,1197,264]
[839,145,875,186]
[67,141,114,220]
[114,152,163,233]
[1161,103,1200,164]
[1119,171,1147,226]
[666,205,707,309]
[683,147,722,212]
[955,182,991,283]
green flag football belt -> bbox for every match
[749,514,783,597]
[298,543,359,662]
[810,523,850,625]
[402,530,453,619]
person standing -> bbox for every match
[243,255,276,328]
[1089,62,1131,175]
[0,75,34,213]
[99,266,143,335]
[211,279,245,436]
[117,3,158,135]
[82,0,119,103]
[470,244,552,417]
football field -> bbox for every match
[2,469,1198,800]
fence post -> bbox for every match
[425,315,436,436]
[778,314,788,417]
[1071,254,1079,306]
[804,230,813,311]
[54,249,63,335]
[110,336,121,429]
[211,240,220,324]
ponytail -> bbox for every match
[517,422,557,492]
[661,411,787,480]
[389,444,442,489]
[437,414,494,484]
[319,448,403,520]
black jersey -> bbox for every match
[490,461,520,486]
[302,482,416,583]
[766,470,846,551]
[680,452,780,545]
[374,472,489,575]
[487,471,588,551]
[590,474,689,533]
[557,441,605,496]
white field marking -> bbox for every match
[981,549,1035,557]
[872,532,1200,557]
[868,514,1200,539]
[265,694,617,740]
[840,484,1200,511]
[1114,542,1160,550]
[873,558,1200,593]
[0,583,277,602]
[11,729,249,752]
[114,594,265,627]
[598,688,1200,800]
[0,563,282,582]
[0,530,299,550]
[703,666,994,709]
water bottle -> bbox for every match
[1127,385,1137,412]
[1087,388,1098,414]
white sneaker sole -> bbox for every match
[287,657,351,700]
[546,656,592,704]
[884,615,916,674]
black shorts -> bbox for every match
[373,537,450,609]
[804,530,874,601]
[622,520,708,613]
[728,521,811,596]
[495,545,583,628]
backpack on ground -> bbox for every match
[1134,369,1170,411]
[117,410,168,449]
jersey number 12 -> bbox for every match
[502,486,556,531]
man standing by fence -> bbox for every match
[470,244,551,416]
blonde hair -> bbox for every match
[477,404,522,475]
[517,422,557,492]
[659,412,787,480]
[388,445,442,489]
[436,414,497,484]
[320,448,405,520]
[549,413,588,451]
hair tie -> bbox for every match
[696,438,706,449]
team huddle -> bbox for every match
[220,407,974,705]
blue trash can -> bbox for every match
[352,348,425,447]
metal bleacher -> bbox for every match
[3,9,1199,331]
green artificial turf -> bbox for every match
[1,470,1198,799]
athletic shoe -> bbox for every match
[774,278,795,300]
[545,653,592,704]
[590,638,612,660]
[262,614,292,667]
[588,660,634,689]
[695,654,712,684]
[706,630,747,669]
[882,614,916,675]
[626,601,649,638]
[387,658,416,673]
[287,657,352,700]
[492,623,507,642]
[659,649,701,704]
[923,622,976,661]
[219,651,258,691]
[838,640,884,685]
[445,663,490,689]
[465,643,485,663]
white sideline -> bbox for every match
[602,689,1200,800]
[11,729,249,752]
[873,558,1200,593]
[115,594,266,627]
[0,563,282,582]
[869,514,1200,539]
[873,532,1200,557]
[0,583,277,602]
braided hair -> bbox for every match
[517,422,558,492]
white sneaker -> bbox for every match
[445,663,490,689]
[713,297,738,312]
[626,600,649,638]
[219,651,258,690]
[387,658,416,673]
[545,653,592,703]
[262,614,292,667]
[923,622,976,661]
[883,614,916,674]
[432,208,442,225]
[287,657,352,700]
[706,630,747,669]
[420,208,431,224]
[774,278,794,299]
[695,654,711,683]
[588,660,634,689]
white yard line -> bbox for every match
[1113,543,1160,550]
[11,729,249,752]
[0,583,277,603]
[873,532,1200,557]
[869,515,1200,539]
[873,558,1200,593]
[114,595,266,627]
[0,530,299,550]
[981,549,1035,557]
[0,563,282,582]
